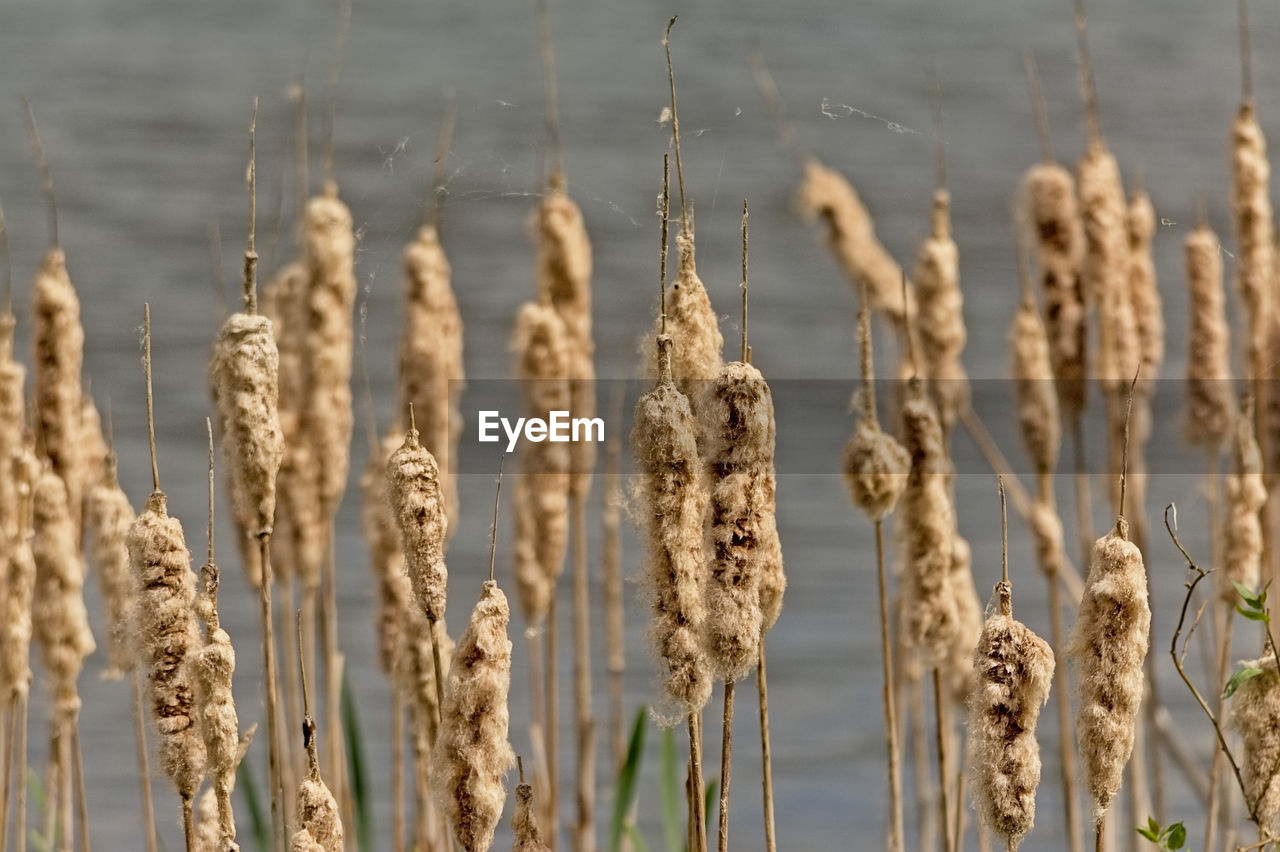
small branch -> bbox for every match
[663,17,688,233]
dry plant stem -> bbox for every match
[321,530,344,823]
[602,433,624,769]
[1205,603,1232,852]
[873,520,905,852]
[280,579,303,804]
[14,694,26,852]
[688,713,707,852]
[1164,507,1257,825]
[392,690,404,852]
[1073,418,1095,572]
[717,681,734,852]
[0,703,9,852]
[131,672,158,852]
[571,495,595,852]
[1048,564,1082,852]
[547,595,559,850]
[757,644,777,852]
[259,535,285,851]
[69,728,87,852]
[934,669,954,852]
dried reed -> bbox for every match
[1184,223,1234,450]
[1231,101,1274,386]
[1222,396,1265,602]
[1126,191,1163,379]
[913,189,968,429]
[387,422,449,625]
[514,758,551,852]
[1229,656,1280,830]
[1011,283,1060,479]
[85,452,136,680]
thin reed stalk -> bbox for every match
[757,643,777,852]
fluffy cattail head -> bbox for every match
[363,431,410,673]
[1011,293,1060,477]
[630,335,714,719]
[1184,224,1234,449]
[842,415,910,521]
[944,535,983,705]
[1221,396,1266,602]
[1126,191,1164,378]
[967,581,1055,848]
[86,455,137,678]
[431,580,517,852]
[913,189,968,426]
[1229,656,1280,829]
[211,312,285,538]
[644,233,724,402]
[537,189,593,345]
[898,383,958,664]
[1,448,36,701]
[1067,520,1150,822]
[700,361,774,681]
[387,426,449,623]
[127,490,206,799]
[1231,101,1275,377]
[512,766,551,852]
[31,465,95,699]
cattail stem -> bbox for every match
[427,618,447,738]
[279,579,302,809]
[1048,564,1082,852]
[321,528,345,823]
[1205,603,1233,852]
[181,794,194,852]
[688,713,707,852]
[131,672,158,852]
[546,596,559,850]
[1,703,10,852]
[933,669,954,852]
[662,17,688,232]
[392,689,404,852]
[14,693,27,852]
[70,727,88,852]
[602,429,625,770]
[873,520,904,852]
[717,681,734,852]
[757,644,777,852]
[571,494,595,852]
[258,536,284,851]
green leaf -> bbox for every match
[1236,604,1269,621]
[237,755,271,851]
[1233,581,1263,608]
[1165,821,1186,849]
[659,726,683,852]
[1147,817,1160,833]
[704,778,717,837]
[1224,665,1266,699]
[1137,826,1158,842]
[342,670,374,852]
[609,708,648,852]
[627,823,653,852]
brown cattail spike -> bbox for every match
[1229,656,1280,828]
[387,420,449,623]
[295,612,344,851]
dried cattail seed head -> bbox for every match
[967,582,1055,848]
[127,490,206,799]
[194,563,240,845]
[1229,656,1280,830]
[211,312,285,538]
[400,224,464,533]
[512,772,551,852]
[1067,521,1150,822]
[944,535,983,705]
[86,456,137,678]
[842,417,910,521]
[1010,293,1060,477]
[1221,398,1265,602]
[1184,224,1234,449]
[362,431,410,673]
[1126,191,1164,379]
[644,234,723,404]
[431,581,517,852]
[630,339,713,718]
[1078,145,1137,392]
[1231,101,1275,380]
[1,450,36,701]
[913,189,969,427]
[387,426,449,624]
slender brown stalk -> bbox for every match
[717,681,734,852]
[571,495,594,852]
[602,428,624,769]
[69,728,87,852]
[131,672,158,852]
[14,693,27,852]
[757,643,777,852]
[934,669,954,852]
[688,713,706,852]
[392,689,404,852]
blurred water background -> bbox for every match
[1,0,1277,848]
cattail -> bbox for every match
[1231,101,1274,381]
[210,312,285,539]
[898,382,958,663]
[387,425,449,624]
[291,830,326,852]
[1078,144,1137,391]
[399,224,465,532]
[32,248,85,536]
[1067,517,1150,822]
[431,581,517,852]
[362,431,408,674]
[301,181,357,517]
[1028,500,1067,580]
[86,453,137,679]
[538,188,596,498]
[1221,398,1266,601]
[913,189,969,427]
[1010,290,1060,477]
[79,393,108,505]
[1126,191,1163,378]
[512,767,551,852]
[630,336,713,718]
[511,302,571,625]
[643,234,724,405]
[32,466,95,704]
[967,582,1055,849]
[0,315,25,542]
[193,564,241,847]
[842,298,909,521]
[194,787,220,852]
[1185,224,1234,448]
[797,159,915,331]
[1,448,37,702]
[296,718,344,852]
[944,534,983,705]
[1229,656,1280,828]
[1022,163,1087,417]
[127,490,206,799]
[700,361,774,681]
[398,607,452,749]
[757,473,786,634]
[263,261,313,588]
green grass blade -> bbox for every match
[609,707,648,852]
[703,778,717,839]
[237,757,271,851]
[342,669,374,852]
[628,823,653,852]
[659,726,683,852]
